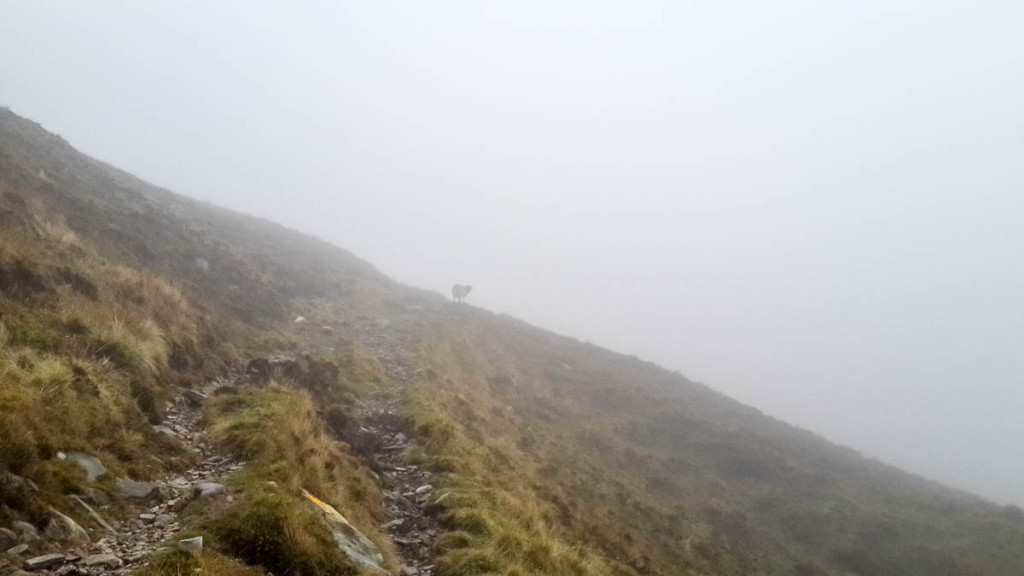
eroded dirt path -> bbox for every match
[21,378,243,576]
[334,311,447,576]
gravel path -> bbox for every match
[13,380,242,576]
[340,311,447,576]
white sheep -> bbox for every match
[451,284,473,304]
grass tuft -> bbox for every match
[201,384,396,574]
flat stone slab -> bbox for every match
[25,554,64,571]
[117,479,159,500]
[183,389,208,405]
[302,489,383,571]
[82,554,122,569]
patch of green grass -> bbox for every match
[0,225,227,525]
[208,483,356,576]
[138,549,266,576]
[202,384,397,574]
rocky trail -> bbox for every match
[345,313,446,576]
[363,408,440,576]
[3,380,240,576]
[4,308,449,576]
[247,309,447,575]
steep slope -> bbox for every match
[406,311,1024,575]
[0,108,392,325]
[0,108,404,576]
[1,107,1023,576]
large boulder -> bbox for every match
[192,482,225,499]
[61,452,106,482]
[0,527,18,550]
[301,489,383,571]
[0,473,38,504]
[11,521,39,543]
[43,510,89,546]
[117,479,159,500]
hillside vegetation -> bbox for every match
[408,312,1024,575]
[2,106,1024,576]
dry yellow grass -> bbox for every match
[0,206,227,524]
[139,549,267,576]
[203,383,398,575]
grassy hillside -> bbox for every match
[0,107,399,575]
[0,108,392,325]
[408,312,1024,575]
[2,106,1024,576]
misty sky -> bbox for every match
[2,1,1023,505]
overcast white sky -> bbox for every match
[3,1,1023,504]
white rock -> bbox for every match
[82,554,123,569]
[24,554,64,571]
[178,536,203,557]
[193,482,226,499]
[63,452,106,482]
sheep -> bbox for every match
[451,284,473,304]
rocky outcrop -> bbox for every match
[301,489,383,571]
[0,527,19,550]
[42,510,89,546]
[116,480,159,500]
[60,452,106,482]
[81,554,122,569]
[12,521,39,543]
[1,473,39,504]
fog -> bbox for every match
[3,1,1023,505]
